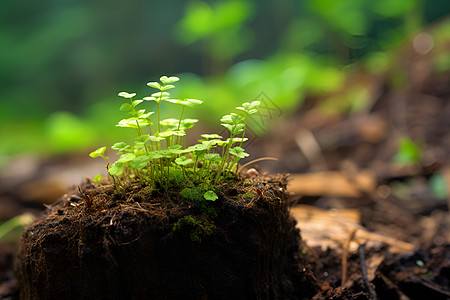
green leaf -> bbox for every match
[168,145,183,150]
[136,110,154,119]
[131,155,150,169]
[160,76,180,84]
[229,147,249,159]
[143,96,157,102]
[165,98,203,107]
[147,82,162,90]
[119,103,133,112]
[220,113,244,125]
[93,174,102,183]
[204,190,218,201]
[109,161,124,175]
[151,91,170,98]
[116,118,150,129]
[159,130,186,138]
[180,119,199,130]
[175,156,194,166]
[118,92,136,99]
[117,153,136,163]
[135,135,150,145]
[111,142,130,152]
[89,147,107,160]
[236,101,260,113]
[221,123,245,135]
[185,143,208,152]
[227,137,248,144]
[132,99,144,107]
[160,118,179,128]
[161,84,176,91]
[148,135,165,142]
[201,133,222,140]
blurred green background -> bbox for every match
[1,0,450,164]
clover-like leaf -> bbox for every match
[161,84,176,91]
[165,98,203,107]
[108,161,124,175]
[227,137,248,144]
[148,135,165,142]
[111,142,131,152]
[147,82,162,90]
[229,147,249,159]
[175,156,194,166]
[159,130,186,138]
[204,190,218,201]
[220,113,244,125]
[117,153,136,163]
[180,118,199,130]
[151,91,170,98]
[160,76,179,84]
[118,92,136,99]
[221,123,245,135]
[160,118,179,128]
[116,118,150,129]
[130,155,150,169]
[89,147,108,160]
[201,133,222,140]
[236,101,261,114]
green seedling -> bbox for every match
[90,75,260,200]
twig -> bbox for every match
[341,228,358,286]
[358,243,377,300]
[238,157,278,172]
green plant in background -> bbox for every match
[392,137,422,164]
[90,75,260,201]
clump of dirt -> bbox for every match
[16,175,317,300]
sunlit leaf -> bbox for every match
[118,92,136,99]
[147,82,162,90]
[160,76,180,84]
[89,147,107,159]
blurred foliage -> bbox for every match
[392,137,422,164]
[1,0,450,160]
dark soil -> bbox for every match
[16,176,317,300]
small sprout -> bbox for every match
[93,174,102,183]
[90,76,260,225]
[89,147,108,160]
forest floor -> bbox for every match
[1,30,450,299]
